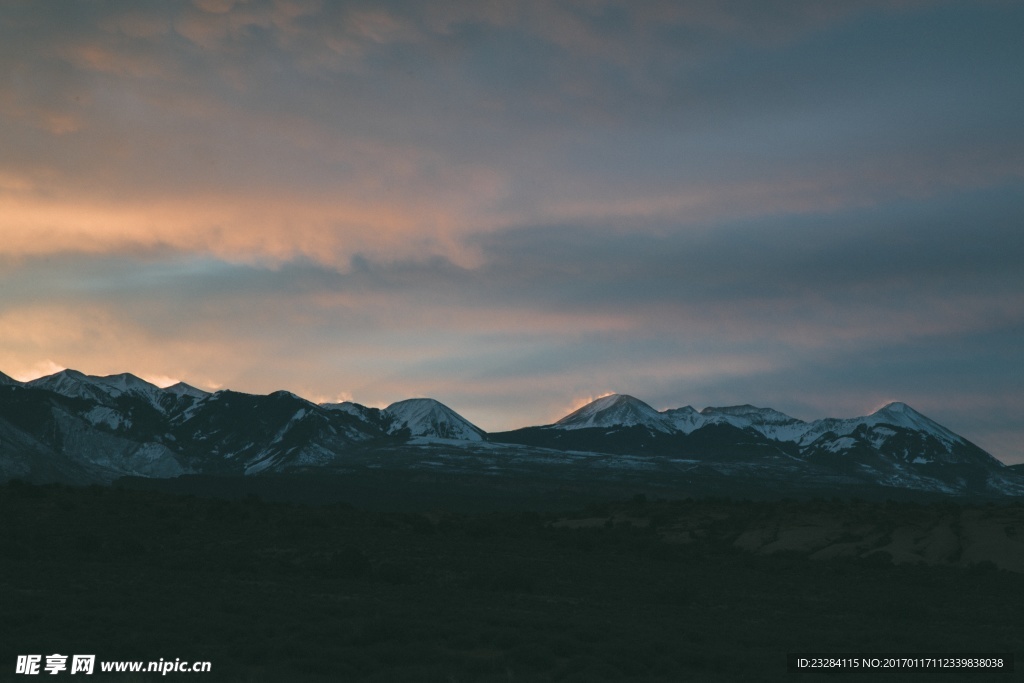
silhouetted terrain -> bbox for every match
[2,481,1021,681]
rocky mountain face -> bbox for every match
[0,372,1019,498]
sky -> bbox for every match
[1,0,1022,463]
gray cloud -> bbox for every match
[1,0,1022,461]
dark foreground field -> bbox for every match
[2,480,1021,682]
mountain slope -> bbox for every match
[165,382,209,399]
[554,394,676,433]
[166,390,390,475]
[384,398,485,441]
[0,383,185,482]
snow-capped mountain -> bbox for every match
[164,382,209,400]
[0,376,187,482]
[384,398,486,441]
[554,394,675,433]
[661,405,705,433]
[0,370,1019,497]
[660,403,810,439]
[697,405,809,441]
[799,402,967,451]
[25,369,189,415]
[0,369,490,482]
[489,394,1017,496]
[2,373,360,481]
[513,394,811,441]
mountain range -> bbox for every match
[1,369,1020,498]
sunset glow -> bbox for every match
[1,0,1022,462]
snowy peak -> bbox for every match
[866,402,965,447]
[872,401,928,424]
[660,405,704,434]
[28,369,117,403]
[790,401,983,468]
[91,372,160,395]
[27,368,83,391]
[697,405,809,441]
[27,369,175,413]
[164,382,209,399]
[29,369,149,395]
[384,398,485,441]
[555,394,675,433]
[556,397,799,436]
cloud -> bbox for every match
[2,0,1021,270]
[1,1,1023,462]
[0,166,507,267]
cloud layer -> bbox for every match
[2,0,1022,462]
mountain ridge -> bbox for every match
[0,370,1018,498]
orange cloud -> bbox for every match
[0,190,493,268]
[8,360,66,383]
